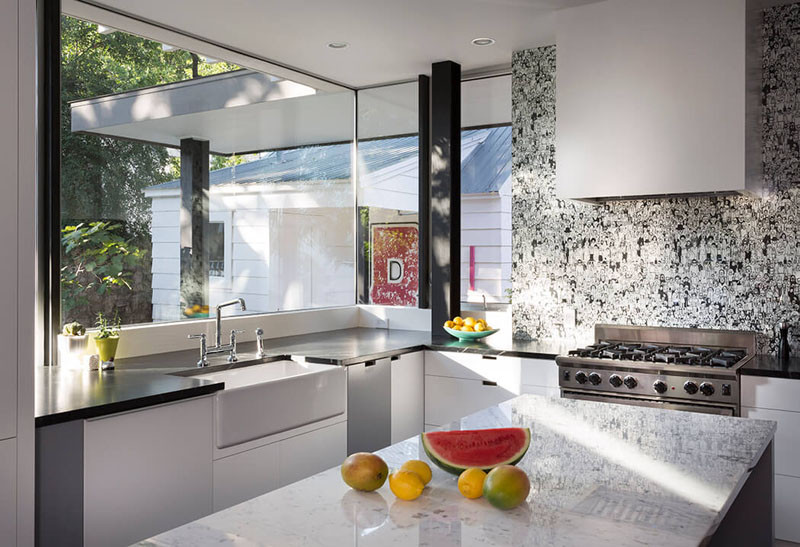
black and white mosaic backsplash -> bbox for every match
[511,4,800,354]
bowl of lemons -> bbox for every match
[443,316,499,341]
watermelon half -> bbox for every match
[421,427,531,475]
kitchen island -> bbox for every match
[138,394,776,547]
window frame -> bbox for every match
[208,211,232,288]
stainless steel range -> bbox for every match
[556,325,757,416]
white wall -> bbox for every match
[460,179,512,303]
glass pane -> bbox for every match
[459,74,512,308]
[60,15,355,328]
[357,82,419,307]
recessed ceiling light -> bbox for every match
[471,37,496,46]
[327,42,350,49]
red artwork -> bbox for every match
[370,224,419,306]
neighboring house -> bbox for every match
[144,126,511,321]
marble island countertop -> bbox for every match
[138,394,776,547]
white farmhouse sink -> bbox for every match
[195,360,346,449]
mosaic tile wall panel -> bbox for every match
[511,5,800,353]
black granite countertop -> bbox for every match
[35,367,224,427]
[742,354,800,380]
[36,328,565,427]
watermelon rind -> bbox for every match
[421,427,531,475]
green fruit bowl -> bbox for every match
[444,326,500,341]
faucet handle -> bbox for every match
[188,333,206,340]
[188,333,208,368]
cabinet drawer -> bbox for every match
[520,358,558,388]
[742,407,800,478]
[277,421,347,488]
[213,442,278,512]
[424,351,520,391]
[741,376,800,412]
[424,375,517,426]
[521,385,561,398]
[777,474,800,543]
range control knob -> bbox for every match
[575,371,588,384]
[653,380,668,394]
[623,375,638,389]
[699,382,715,396]
[684,381,699,395]
[608,374,623,387]
[588,372,602,385]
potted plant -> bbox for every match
[94,312,121,370]
[57,321,88,369]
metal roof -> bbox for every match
[149,126,510,194]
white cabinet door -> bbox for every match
[213,442,279,512]
[776,474,800,543]
[424,351,521,393]
[83,397,214,547]
[742,407,800,478]
[520,385,560,398]
[0,438,15,546]
[424,375,516,427]
[520,358,558,390]
[391,352,424,444]
[277,421,347,488]
[741,376,800,413]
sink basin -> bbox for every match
[195,360,346,449]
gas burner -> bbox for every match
[563,341,748,369]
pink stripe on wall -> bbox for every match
[469,246,475,291]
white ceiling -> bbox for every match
[79,0,605,88]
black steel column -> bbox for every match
[430,61,461,335]
[418,75,431,310]
[40,0,61,364]
[180,138,210,309]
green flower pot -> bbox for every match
[95,336,119,364]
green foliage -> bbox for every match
[60,15,240,231]
[61,222,147,318]
[95,312,121,339]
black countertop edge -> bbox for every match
[303,345,430,366]
[741,354,800,380]
[426,343,560,360]
[35,380,224,428]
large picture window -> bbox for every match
[60,15,355,329]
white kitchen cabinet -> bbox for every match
[213,420,347,511]
[424,351,521,393]
[424,375,517,427]
[741,374,800,543]
[741,376,800,413]
[83,396,214,547]
[391,351,425,443]
[555,0,761,200]
[741,406,800,478]
[0,438,16,545]
[213,441,279,512]
[520,358,559,394]
[278,421,347,487]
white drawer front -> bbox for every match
[424,351,521,391]
[424,375,517,426]
[521,385,561,398]
[777,474,800,543]
[741,376,800,412]
[277,421,347,488]
[213,442,279,512]
[742,407,800,478]
[520,358,558,388]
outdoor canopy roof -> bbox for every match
[70,70,511,154]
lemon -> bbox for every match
[464,317,476,327]
[453,316,464,326]
[444,320,455,329]
[400,460,432,486]
[462,325,475,332]
[458,468,487,499]
[477,318,487,326]
[389,470,425,501]
[474,323,486,332]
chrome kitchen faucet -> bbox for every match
[188,298,247,367]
